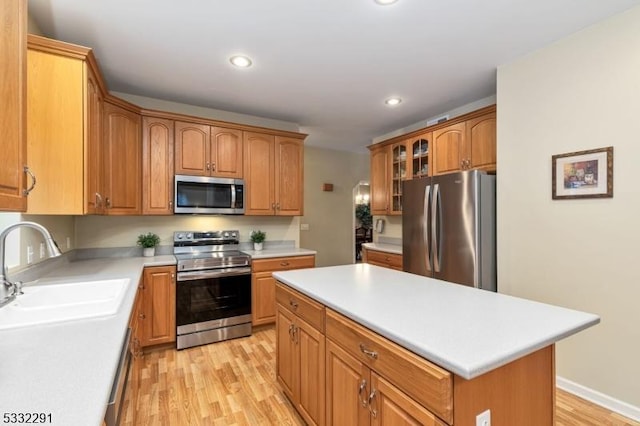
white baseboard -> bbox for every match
[557,376,640,422]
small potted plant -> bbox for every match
[250,230,266,251]
[137,232,160,257]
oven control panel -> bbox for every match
[174,230,240,244]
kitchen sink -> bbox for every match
[0,278,129,330]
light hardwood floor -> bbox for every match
[123,327,639,426]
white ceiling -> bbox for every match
[28,0,640,152]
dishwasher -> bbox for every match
[105,328,132,426]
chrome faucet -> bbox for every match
[0,221,62,307]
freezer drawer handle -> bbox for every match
[359,343,378,359]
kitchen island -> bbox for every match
[273,263,599,426]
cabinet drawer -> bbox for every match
[326,309,452,424]
[365,250,402,269]
[252,255,315,273]
[275,282,325,332]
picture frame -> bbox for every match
[552,146,613,199]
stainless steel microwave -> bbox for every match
[174,175,244,215]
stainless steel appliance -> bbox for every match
[174,175,244,215]
[402,170,496,291]
[104,328,131,426]
[174,230,252,349]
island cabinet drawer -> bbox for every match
[252,255,316,273]
[365,249,403,270]
[326,309,453,424]
[275,282,325,332]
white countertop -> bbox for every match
[0,255,176,426]
[243,247,317,259]
[273,264,599,380]
[362,242,402,255]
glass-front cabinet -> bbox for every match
[411,132,432,179]
[390,141,410,215]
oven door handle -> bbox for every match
[177,267,252,281]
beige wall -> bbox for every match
[300,146,369,266]
[74,215,299,249]
[497,5,640,408]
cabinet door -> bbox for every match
[210,126,243,178]
[465,112,496,172]
[276,305,297,400]
[389,141,409,215]
[326,339,369,426]
[141,266,176,347]
[275,136,303,216]
[297,317,326,426]
[252,271,276,326]
[244,132,275,215]
[86,68,103,214]
[142,117,174,215]
[432,122,466,176]
[371,372,444,426]
[174,121,210,176]
[370,145,389,215]
[0,0,27,211]
[26,49,85,214]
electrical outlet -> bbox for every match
[476,409,491,426]
[27,245,34,265]
[39,242,45,258]
[300,223,310,231]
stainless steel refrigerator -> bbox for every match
[402,170,496,291]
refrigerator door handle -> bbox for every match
[432,183,442,272]
[424,184,431,272]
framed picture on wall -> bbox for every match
[552,146,613,199]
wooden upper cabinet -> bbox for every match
[103,101,141,215]
[25,35,106,215]
[465,112,496,172]
[142,117,174,215]
[370,144,389,215]
[0,0,27,211]
[275,136,303,216]
[26,45,85,214]
[86,68,104,214]
[211,127,243,178]
[244,132,276,215]
[174,121,210,176]
[432,122,466,176]
[175,122,243,178]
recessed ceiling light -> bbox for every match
[230,55,252,68]
[385,97,402,106]
[375,0,399,5]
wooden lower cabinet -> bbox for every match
[140,265,176,347]
[363,249,403,271]
[251,255,315,326]
[276,303,325,426]
[277,282,556,426]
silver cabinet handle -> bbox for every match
[368,389,377,418]
[23,166,36,196]
[105,197,111,208]
[359,343,378,359]
[276,202,280,210]
[289,299,298,310]
[271,202,276,210]
[211,162,215,171]
[280,261,290,267]
[288,323,294,341]
[169,200,173,210]
[358,379,368,407]
[95,192,103,207]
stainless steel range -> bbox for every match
[174,230,252,350]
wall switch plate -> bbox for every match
[300,223,310,231]
[27,245,34,265]
[476,409,491,426]
[66,237,71,250]
[39,242,45,258]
